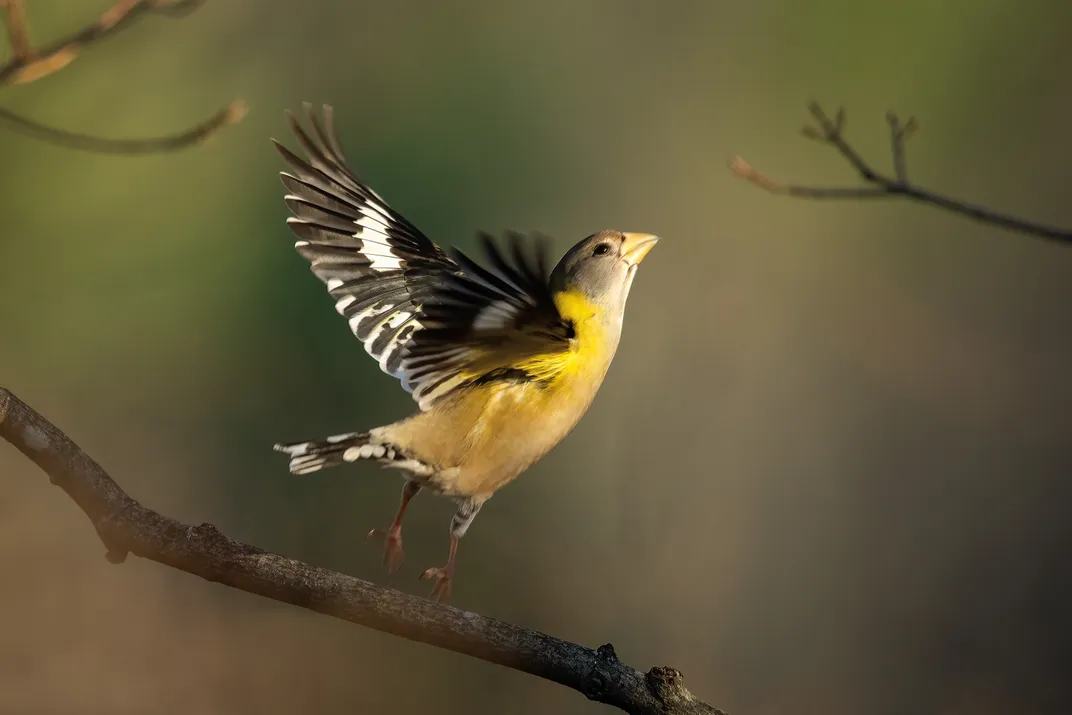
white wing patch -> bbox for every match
[361,250,403,272]
[388,310,414,329]
[277,105,465,406]
[360,199,393,222]
[355,212,389,233]
[334,299,422,380]
[335,295,357,314]
[351,220,403,272]
[348,301,394,336]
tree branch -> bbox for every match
[0,0,32,62]
[0,0,205,85]
[0,0,242,153]
[729,102,1072,245]
[0,386,723,715]
[0,100,246,153]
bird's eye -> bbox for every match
[592,243,610,256]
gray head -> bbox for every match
[549,230,659,318]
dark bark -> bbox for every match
[0,387,723,715]
[730,103,1071,244]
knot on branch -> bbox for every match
[582,642,622,702]
[94,504,134,564]
[0,387,12,425]
[104,547,128,564]
[646,665,707,712]
[186,521,240,555]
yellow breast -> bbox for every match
[514,289,611,385]
[381,289,621,496]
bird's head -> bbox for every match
[549,230,659,320]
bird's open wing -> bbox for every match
[276,105,574,410]
[275,105,454,383]
[403,231,576,407]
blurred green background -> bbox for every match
[2,1,1071,713]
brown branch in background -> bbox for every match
[0,386,724,715]
[0,0,206,85]
[0,101,246,154]
[0,0,32,62]
[729,102,1072,245]
[0,0,242,153]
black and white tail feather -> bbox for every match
[273,432,370,475]
[273,432,436,477]
[273,104,577,473]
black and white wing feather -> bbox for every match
[275,104,455,382]
[402,231,575,407]
[276,105,573,411]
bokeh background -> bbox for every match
[2,1,1071,713]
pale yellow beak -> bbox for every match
[621,233,659,265]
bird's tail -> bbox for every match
[273,431,381,475]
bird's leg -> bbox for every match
[367,480,421,573]
[421,497,483,603]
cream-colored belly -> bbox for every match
[377,375,600,497]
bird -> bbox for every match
[272,104,658,602]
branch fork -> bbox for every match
[0,0,243,153]
[730,102,1071,244]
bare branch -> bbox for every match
[0,1,243,154]
[0,386,724,715]
[0,0,32,62]
[730,102,1072,245]
[886,112,908,183]
[0,100,246,153]
[0,0,206,86]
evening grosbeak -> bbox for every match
[273,105,658,602]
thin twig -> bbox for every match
[0,0,32,61]
[0,100,246,153]
[0,0,243,154]
[0,0,206,85]
[887,112,908,183]
[0,387,723,715]
[730,102,1072,245]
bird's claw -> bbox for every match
[367,526,405,574]
[420,565,453,603]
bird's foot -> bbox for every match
[366,526,405,573]
[420,564,454,603]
